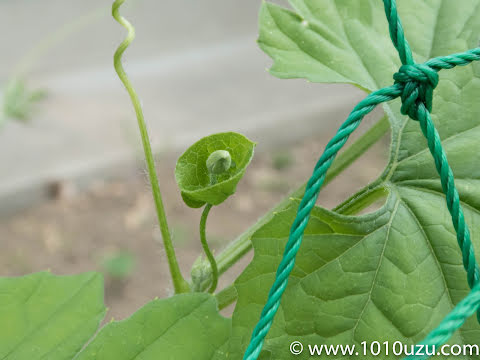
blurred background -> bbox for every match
[0,0,388,319]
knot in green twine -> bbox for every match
[393,63,439,119]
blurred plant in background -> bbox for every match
[1,78,46,126]
[0,1,140,128]
[100,250,136,297]
[271,150,294,171]
[101,251,135,280]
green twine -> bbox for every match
[243,1,480,359]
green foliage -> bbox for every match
[0,273,230,360]
[225,0,480,357]
[231,198,480,358]
[6,1,480,359]
[175,132,255,208]
[258,0,398,90]
[76,293,231,359]
[1,78,46,125]
[0,272,105,359]
[101,251,135,279]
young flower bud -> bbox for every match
[206,150,232,175]
[190,256,212,292]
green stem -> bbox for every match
[200,204,219,293]
[216,284,238,310]
[112,0,189,294]
[212,114,390,280]
[333,180,388,215]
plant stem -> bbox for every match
[112,0,189,294]
[200,204,218,293]
[333,178,387,215]
[213,114,390,280]
[216,284,238,310]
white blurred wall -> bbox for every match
[0,0,362,212]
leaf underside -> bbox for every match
[228,0,480,358]
[76,293,231,360]
[0,272,105,360]
[0,273,230,360]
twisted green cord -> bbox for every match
[416,105,480,290]
[243,86,401,360]
[243,1,480,358]
[112,0,189,294]
[383,0,414,65]
[383,0,480,302]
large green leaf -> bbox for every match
[175,132,255,208]
[229,0,480,358]
[76,293,231,359]
[0,272,105,360]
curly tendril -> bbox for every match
[112,0,190,294]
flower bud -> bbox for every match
[190,257,212,292]
[206,150,232,175]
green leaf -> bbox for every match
[231,197,480,358]
[76,293,231,359]
[228,0,480,358]
[0,272,105,360]
[175,132,255,208]
[258,0,398,90]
